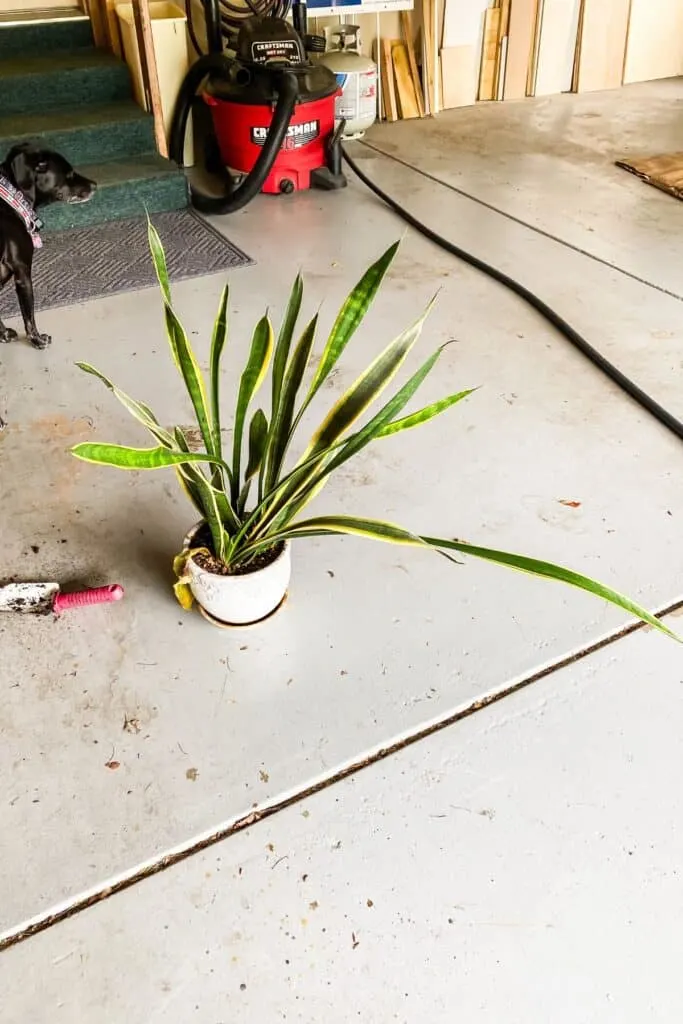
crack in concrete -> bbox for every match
[2,596,681,954]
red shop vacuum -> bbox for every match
[169,5,347,214]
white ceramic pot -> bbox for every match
[183,523,291,626]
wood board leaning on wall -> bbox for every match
[375,0,683,120]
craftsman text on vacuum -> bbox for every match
[251,120,320,149]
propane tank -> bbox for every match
[319,25,377,139]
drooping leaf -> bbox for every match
[209,283,230,462]
[76,362,175,448]
[422,537,678,640]
[232,316,274,502]
[173,580,195,610]
[306,241,400,401]
[71,442,228,472]
[260,514,676,640]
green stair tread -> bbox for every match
[0,17,93,57]
[82,154,187,186]
[0,101,155,165]
[0,102,149,138]
[0,48,124,78]
[40,157,188,231]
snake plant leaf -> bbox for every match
[232,316,274,502]
[376,389,477,439]
[304,299,435,459]
[250,515,676,639]
[71,442,229,472]
[306,241,400,402]
[209,283,230,461]
[173,426,240,533]
[246,409,269,481]
[239,408,269,515]
[263,314,318,494]
[421,537,678,640]
[163,302,214,456]
[75,362,175,448]
[147,219,171,306]
[262,347,449,535]
[271,272,303,416]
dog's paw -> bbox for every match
[0,327,18,343]
[29,332,52,350]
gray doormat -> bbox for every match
[0,209,253,318]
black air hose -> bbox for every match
[342,147,683,443]
[170,61,299,215]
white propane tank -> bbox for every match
[319,25,377,139]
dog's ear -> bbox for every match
[3,144,37,203]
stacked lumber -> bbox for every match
[376,11,425,121]
[414,0,683,115]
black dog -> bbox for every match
[0,143,95,350]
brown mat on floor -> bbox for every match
[616,152,683,201]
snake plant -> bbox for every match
[71,222,673,636]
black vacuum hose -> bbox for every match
[342,147,683,443]
[170,59,299,215]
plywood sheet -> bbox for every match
[534,0,582,96]
[623,0,683,84]
[440,43,477,108]
[576,0,629,92]
[442,0,491,49]
[478,5,501,101]
[503,0,538,99]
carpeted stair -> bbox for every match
[0,14,188,232]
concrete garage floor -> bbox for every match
[1,80,683,1019]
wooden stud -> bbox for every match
[392,41,420,118]
[478,6,501,101]
[132,0,168,157]
[381,37,399,121]
[400,11,425,117]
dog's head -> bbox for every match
[1,143,96,209]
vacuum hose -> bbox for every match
[170,58,298,215]
[342,147,683,444]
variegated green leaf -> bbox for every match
[76,362,175,448]
[272,273,303,416]
[376,389,476,438]
[421,537,678,640]
[71,442,228,472]
[304,300,435,459]
[163,302,214,455]
[263,314,318,495]
[232,316,273,502]
[147,219,171,306]
[209,283,229,460]
[306,241,400,401]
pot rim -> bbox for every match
[183,521,290,579]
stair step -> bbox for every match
[0,49,132,116]
[0,102,156,167]
[40,154,189,232]
[0,15,92,57]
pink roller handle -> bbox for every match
[53,584,124,614]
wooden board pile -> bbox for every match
[379,0,683,119]
[375,11,426,121]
